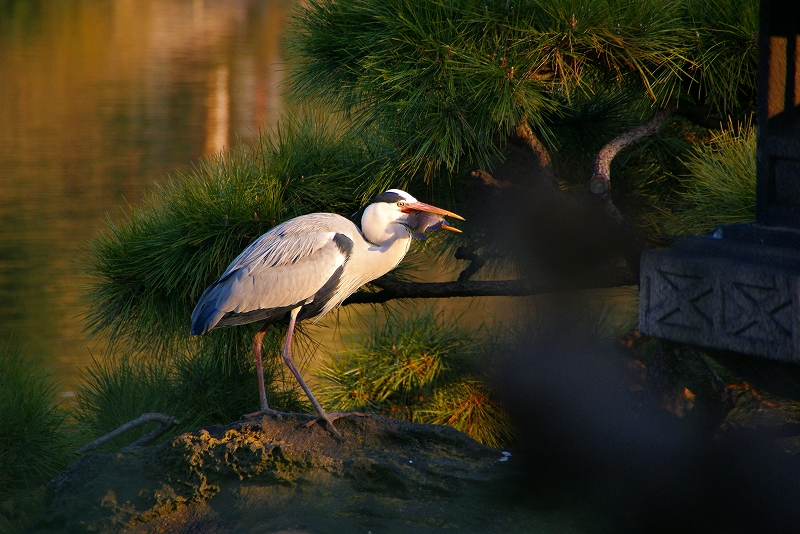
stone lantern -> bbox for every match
[639,0,800,362]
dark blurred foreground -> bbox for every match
[496,316,800,534]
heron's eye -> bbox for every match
[397,201,405,207]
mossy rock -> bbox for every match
[31,415,580,533]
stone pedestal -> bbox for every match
[639,0,800,362]
[640,224,800,361]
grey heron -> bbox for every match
[190,189,463,436]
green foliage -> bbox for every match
[288,0,757,179]
[416,379,513,449]
[316,308,512,447]
[0,343,77,529]
[74,356,174,451]
[0,344,74,497]
[665,121,756,235]
[685,0,759,113]
[73,333,307,451]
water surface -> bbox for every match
[0,0,291,390]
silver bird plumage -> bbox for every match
[190,189,464,436]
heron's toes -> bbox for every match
[242,408,284,420]
[298,411,371,437]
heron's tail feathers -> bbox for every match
[191,303,223,336]
[190,282,225,335]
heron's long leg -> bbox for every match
[254,322,270,411]
[244,321,282,419]
[280,307,347,438]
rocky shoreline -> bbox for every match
[31,415,580,533]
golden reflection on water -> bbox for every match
[0,0,291,391]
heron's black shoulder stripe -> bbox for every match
[299,264,344,321]
[369,191,404,204]
[333,233,353,258]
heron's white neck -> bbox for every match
[361,221,411,248]
[358,204,413,279]
[360,204,412,247]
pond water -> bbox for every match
[0,0,292,391]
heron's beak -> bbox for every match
[439,223,462,233]
[403,202,464,219]
[402,202,464,232]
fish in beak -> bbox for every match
[402,202,464,239]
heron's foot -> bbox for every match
[299,411,371,438]
[242,407,284,420]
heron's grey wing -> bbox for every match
[191,227,353,334]
[218,213,354,278]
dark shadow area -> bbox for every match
[496,313,800,533]
[467,170,644,282]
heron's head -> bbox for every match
[361,188,463,245]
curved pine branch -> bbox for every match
[589,106,676,197]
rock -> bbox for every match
[32,415,564,533]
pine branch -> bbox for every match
[515,121,555,184]
[586,105,675,262]
[75,413,179,454]
[588,106,676,197]
[454,247,485,281]
[341,268,636,306]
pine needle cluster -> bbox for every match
[0,343,77,529]
[72,346,307,452]
[0,345,75,496]
[316,308,512,448]
[665,121,756,235]
[288,0,757,178]
[685,0,759,113]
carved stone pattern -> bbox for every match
[652,269,714,331]
[640,250,800,362]
[722,279,793,341]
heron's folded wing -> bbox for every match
[219,214,351,278]
[191,229,350,333]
